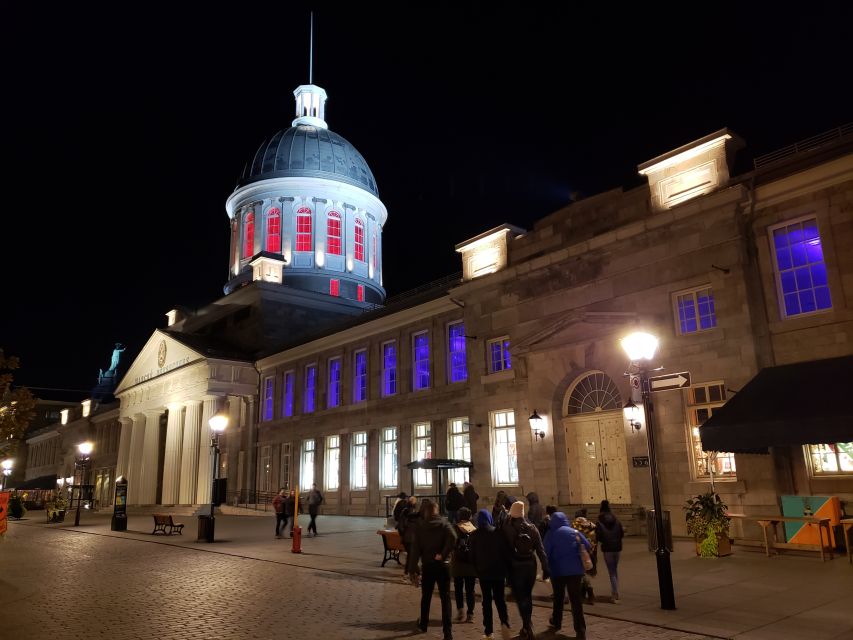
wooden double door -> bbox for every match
[566,413,631,504]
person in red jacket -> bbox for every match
[272,488,287,538]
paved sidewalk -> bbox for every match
[8,510,853,639]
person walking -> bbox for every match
[595,499,625,603]
[545,512,591,640]
[446,483,464,524]
[398,496,421,581]
[272,488,287,539]
[502,501,549,639]
[470,509,512,640]
[284,489,300,537]
[463,481,479,514]
[393,491,408,526]
[410,498,456,640]
[450,507,477,624]
[307,483,323,536]
[572,508,598,604]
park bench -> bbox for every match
[841,518,853,565]
[376,529,404,567]
[151,514,185,536]
[727,513,833,561]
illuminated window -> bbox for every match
[301,439,315,490]
[491,410,517,485]
[282,371,294,417]
[243,211,255,258]
[354,218,365,261]
[266,208,281,253]
[687,382,735,479]
[357,284,364,302]
[807,443,853,476]
[327,358,341,408]
[380,427,398,489]
[262,376,274,421]
[353,350,367,403]
[448,418,470,484]
[675,286,717,334]
[412,332,430,390]
[447,322,467,383]
[382,341,397,396]
[770,216,832,318]
[279,443,291,490]
[296,206,312,252]
[351,432,368,490]
[304,364,316,413]
[330,279,340,297]
[327,210,342,255]
[325,435,340,491]
[487,337,511,373]
[413,422,432,486]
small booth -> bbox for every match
[405,458,472,515]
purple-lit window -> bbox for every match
[283,371,294,417]
[488,337,511,373]
[327,358,341,408]
[304,364,316,413]
[354,350,367,403]
[772,217,831,317]
[447,322,467,383]
[262,376,274,421]
[382,342,397,396]
[413,332,430,390]
[676,287,717,334]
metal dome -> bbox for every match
[239,125,378,195]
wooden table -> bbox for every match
[841,518,853,565]
[727,513,834,561]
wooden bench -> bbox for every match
[152,514,184,535]
[377,529,404,567]
[841,518,853,565]
[727,513,833,561]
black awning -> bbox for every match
[699,356,853,454]
[405,458,472,470]
[12,474,59,490]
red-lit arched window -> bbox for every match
[327,210,342,256]
[296,207,312,252]
[266,208,281,253]
[243,211,255,258]
[354,218,365,262]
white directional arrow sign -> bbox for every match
[649,371,691,392]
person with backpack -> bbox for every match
[525,492,545,535]
[545,512,592,640]
[446,483,464,525]
[572,508,598,604]
[470,509,512,640]
[450,507,477,624]
[410,498,456,640]
[306,483,323,536]
[595,499,625,603]
[502,501,549,639]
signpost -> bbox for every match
[649,371,691,392]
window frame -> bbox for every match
[685,381,736,480]
[448,417,470,484]
[380,426,398,489]
[303,364,317,414]
[672,285,718,335]
[279,442,292,490]
[382,340,397,397]
[490,409,518,486]
[282,370,295,418]
[325,435,340,491]
[329,279,340,297]
[412,330,431,391]
[262,376,274,421]
[354,218,365,262]
[295,206,313,252]
[327,210,343,256]
[805,442,853,477]
[353,349,367,403]
[351,431,369,490]
[266,207,281,253]
[242,210,255,258]
[487,336,512,374]
[447,321,468,383]
[327,357,341,409]
[412,422,433,487]
[300,439,315,491]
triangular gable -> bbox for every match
[115,330,206,394]
[513,311,639,355]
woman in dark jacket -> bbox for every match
[502,501,549,640]
[595,499,625,603]
[411,499,456,640]
[492,490,508,528]
[397,496,421,578]
[469,509,511,640]
[525,492,545,534]
[446,483,464,524]
[463,481,479,513]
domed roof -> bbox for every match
[239,125,378,196]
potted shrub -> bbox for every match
[46,492,68,523]
[8,495,27,520]
[684,491,732,557]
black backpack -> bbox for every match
[455,529,473,563]
[513,528,535,558]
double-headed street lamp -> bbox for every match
[1,459,13,490]
[207,411,229,543]
[621,331,676,610]
[74,442,94,527]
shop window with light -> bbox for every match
[351,431,368,490]
[354,218,365,262]
[330,279,340,297]
[265,207,281,253]
[280,443,291,490]
[380,427,398,489]
[770,216,832,318]
[328,357,341,408]
[243,211,255,258]
[304,364,317,413]
[487,337,512,373]
[282,371,294,417]
[262,376,274,421]
[687,382,736,479]
[807,442,853,476]
[327,210,342,256]
[448,417,470,484]
[325,435,340,491]
[412,331,430,390]
[447,322,468,383]
[674,286,717,334]
[301,439,315,490]
[353,350,367,403]
[357,284,365,302]
[491,409,518,485]
[296,206,313,252]
[382,341,397,396]
[413,422,433,487]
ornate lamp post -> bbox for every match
[207,412,229,543]
[1,459,13,490]
[74,442,94,527]
[621,331,676,610]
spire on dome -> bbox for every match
[292,13,328,129]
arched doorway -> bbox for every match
[562,371,631,504]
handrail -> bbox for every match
[753,123,852,169]
[383,493,447,518]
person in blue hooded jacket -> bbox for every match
[544,512,592,640]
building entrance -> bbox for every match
[566,413,631,504]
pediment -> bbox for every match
[115,330,206,394]
[512,311,640,355]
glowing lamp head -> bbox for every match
[77,442,94,456]
[1,459,13,472]
[621,332,659,362]
[209,412,229,433]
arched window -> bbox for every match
[266,208,281,253]
[327,210,342,256]
[566,371,623,415]
[354,218,365,262]
[243,211,255,258]
[296,207,312,252]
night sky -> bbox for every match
[3,4,851,397]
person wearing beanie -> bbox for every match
[470,509,512,640]
[502,501,548,639]
[595,499,624,603]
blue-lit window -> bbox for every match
[328,358,341,408]
[771,217,832,317]
[283,371,294,417]
[488,337,511,373]
[353,350,367,403]
[413,332,430,390]
[382,341,397,396]
[304,364,316,413]
[262,376,274,421]
[675,287,717,334]
[447,322,467,383]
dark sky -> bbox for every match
[3,3,851,396]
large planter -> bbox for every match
[695,531,732,557]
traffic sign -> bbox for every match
[649,371,691,392]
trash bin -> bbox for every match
[646,509,674,552]
[197,515,214,542]
[110,513,127,532]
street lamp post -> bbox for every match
[621,331,676,610]
[1,459,13,491]
[74,442,93,527]
[207,412,229,543]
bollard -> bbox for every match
[291,525,302,553]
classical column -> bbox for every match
[160,404,184,505]
[139,409,164,504]
[115,417,133,482]
[126,414,147,504]
[196,397,220,505]
[179,400,202,504]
